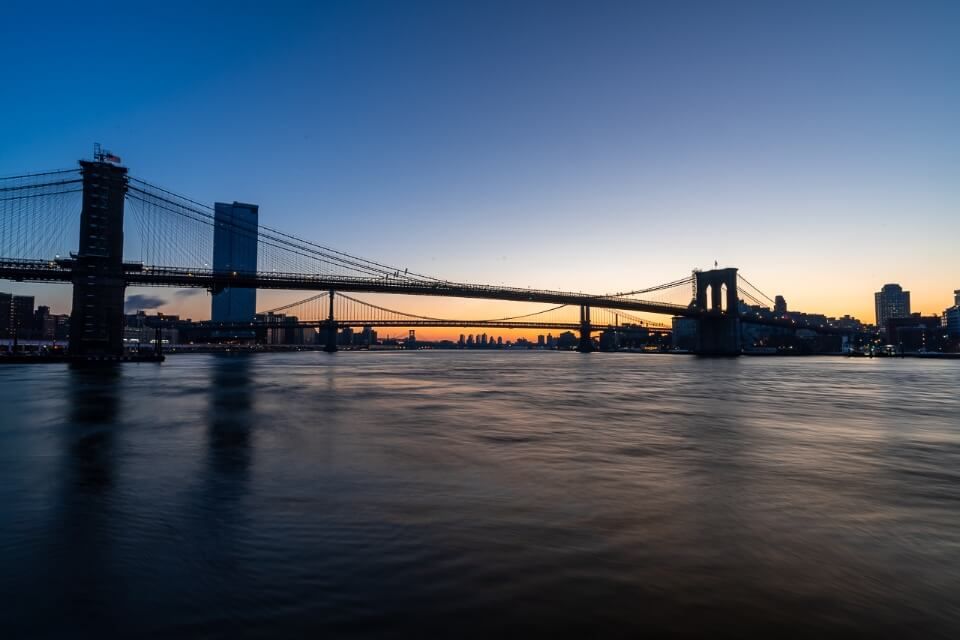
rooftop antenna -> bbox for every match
[93,142,103,162]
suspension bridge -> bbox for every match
[0,156,823,359]
[198,291,674,351]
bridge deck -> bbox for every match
[0,260,693,317]
[0,260,854,334]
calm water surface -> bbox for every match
[1,352,959,638]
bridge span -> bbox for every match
[0,157,827,359]
[0,258,690,317]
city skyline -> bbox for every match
[2,1,958,338]
[2,243,955,343]
[3,6,960,636]
[3,243,954,342]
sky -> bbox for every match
[1,0,958,338]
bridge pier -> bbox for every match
[577,305,594,353]
[693,268,741,356]
[68,160,128,358]
[323,290,338,353]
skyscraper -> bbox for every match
[212,202,259,323]
[774,295,787,314]
[875,284,910,331]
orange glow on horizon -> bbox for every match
[8,273,958,343]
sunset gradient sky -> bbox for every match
[1,1,957,339]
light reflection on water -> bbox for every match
[1,352,959,638]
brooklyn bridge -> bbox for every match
[1,156,837,359]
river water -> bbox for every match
[1,352,958,638]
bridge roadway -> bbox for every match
[0,259,693,317]
[0,259,855,336]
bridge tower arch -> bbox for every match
[694,268,741,356]
[323,290,338,353]
[577,304,594,352]
[68,160,129,357]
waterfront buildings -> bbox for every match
[556,331,578,349]
[0,293,34,340]
[875,284,911,332]
[6,279,959,353]
[944,290,960,337]
[0,293,69,342]
[671,317,698,350]
[124,311,180,347]
[254,312,310,345]
[34,306,54,340]
[887,314,944,351]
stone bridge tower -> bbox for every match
[693,267,741,356]
[68,160,128,357]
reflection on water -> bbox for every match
[207,355,254,477]
[1,352,959,638]
[68,366,121,491]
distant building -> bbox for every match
[944,290,960,337]
[123,310,181,347]
[774,295,787,314]
[336,325,354,347]
[212,202,259,323]
[831,315,864,332]
[887,314,942,351]
[358,326,377,347]
[671,317,697,350]
[599,329,619,351]
[255,312,309,345]
[875,284,910,332]
[556,331,578,349]
[52,314,70,340]
[34,305,55,340]
[943,307,960,337]
[615,324,651,349]
[0,292,34,340]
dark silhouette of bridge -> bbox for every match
[194,291,673,352]
[0,157,837,359]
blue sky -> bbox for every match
[1,0,958,324]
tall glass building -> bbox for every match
[212,202,259,323]
[874,283,910,332]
